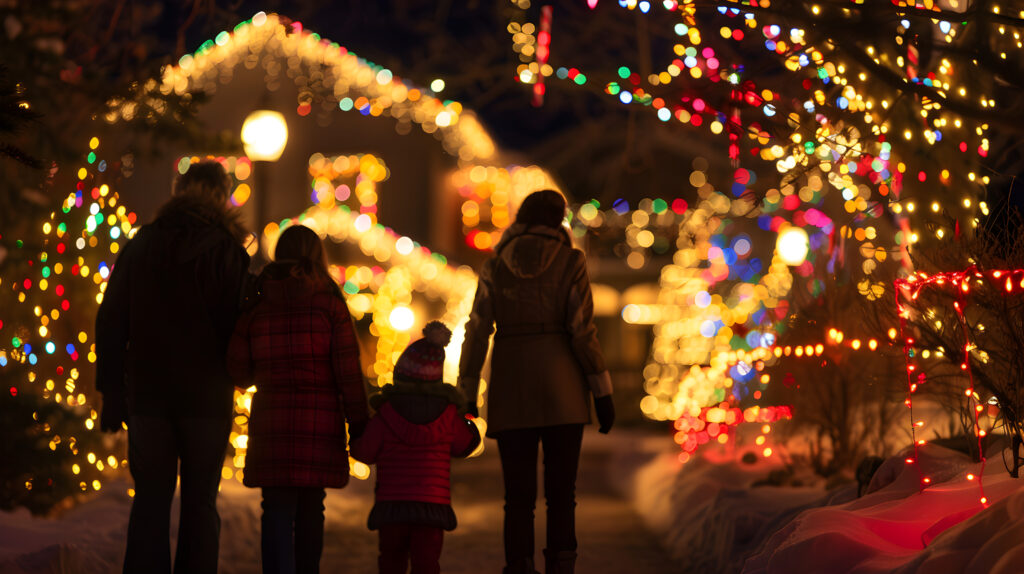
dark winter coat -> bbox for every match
[95,196,250,419]
[226,269,369,488]
[349,382,480,530]
[458,223,613,436]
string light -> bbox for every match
[893,266,1022,504]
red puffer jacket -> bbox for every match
[227,270,369,488]
[350,383,479,505]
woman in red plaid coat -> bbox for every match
[227,225,369,574]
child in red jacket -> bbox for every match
[350,321,481,574]
[227,225,369,574]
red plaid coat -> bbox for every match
[227,275,368,488]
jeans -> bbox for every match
[378,524,444,574]
[261,487,327,574]
[123,414,232,574]
[496,424,584,568]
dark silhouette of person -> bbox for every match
[227,224,370,574]
[350,321,481,574]
[459,189,615,574]
[96,160,251,574]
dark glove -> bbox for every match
[594,395,615,434]
[99,393,128,433]
[465,402,479,419]
[348,420,367,440]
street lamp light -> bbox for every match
[776,226,810,266]
[389,306,415,331]
[241,110,288,161]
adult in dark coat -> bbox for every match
[227,224,369,574]
[459,189,615,574]
[95,160,251,574]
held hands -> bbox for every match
[594,395,615,434]
[99,393,128,433]
[348,420,367,440]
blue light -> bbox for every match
[837,96,849,109]
[45,342,56,354]
[699,320,718,338]
[639,1,650,13]
[619,91,633,104]
[66,343,76,355]
[612,198,630,214]
[695,291,712,308]
[657,108,671,122]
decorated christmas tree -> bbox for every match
[0,136,136,514]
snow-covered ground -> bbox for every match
[628,440,1024,574]
[15,427,1024,574]
[0,428,677,573]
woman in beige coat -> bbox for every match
[459,189,615,574]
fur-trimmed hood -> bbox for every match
[156,195,247,244]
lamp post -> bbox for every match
[241,110,288,259]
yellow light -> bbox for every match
[776,227,809,266]
[241,110,288,161]
[389,306,415,331]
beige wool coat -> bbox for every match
[458,223,613,436]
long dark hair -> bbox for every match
[265,225,335,289]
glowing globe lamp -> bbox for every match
[776,226,809,266]
[389,306,415,331]
[241,110,288,161]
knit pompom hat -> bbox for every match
[393,321,452,384]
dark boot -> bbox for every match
[543,549,577,574]
[503,557,540,574]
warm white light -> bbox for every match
[241,110,288,161]
[389,306,415,331]
[776,227,810,266]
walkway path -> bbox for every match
[312,428,680,573]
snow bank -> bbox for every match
[628,448,823,573]
[0,477,375,573]
[745,444,1024,574]
[628,441,1024,574]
